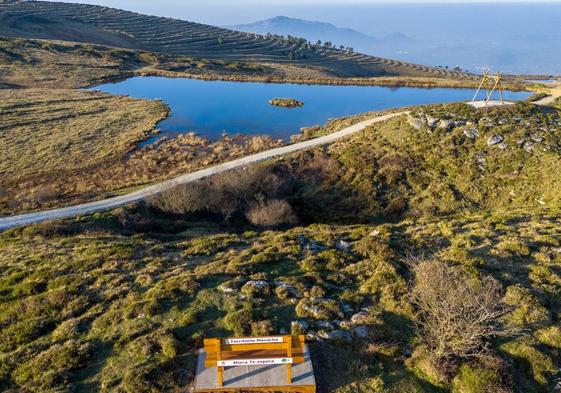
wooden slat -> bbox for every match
[204,341,304,353]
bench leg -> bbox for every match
[217,366,223,387]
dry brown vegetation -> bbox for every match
[0,93,284,215]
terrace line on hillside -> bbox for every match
[0,0,478,80]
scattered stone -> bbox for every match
[524,142,536,153]
[475,152,486,168]
[241,280,270,297]
[335,240,352,252]
[321,329,353,343]
[275,281,302,298]
[497,142,509,150]
[463,128,479,139]
[296,298,344,320]
[454,120,467,127]
[487,135,504,146]
[425,115,439,129]
[407,115,425,130]
[369,229,381,237]
[437,119,453,130]
[291,320,309,333]
[353,325,369,338]
[306,332,322,342]
[530,134,544,143]
[315,320,335,330]
[298,235,328,255]
[351,311,370,325]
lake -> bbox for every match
[91,77,530,143]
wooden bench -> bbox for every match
[203,335,306,387]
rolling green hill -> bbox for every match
[0,0,477,80]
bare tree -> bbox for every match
[245,199,298,227]
[410,259,516,361]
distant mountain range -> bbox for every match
[227,16,415,53]
[228,15,561,75]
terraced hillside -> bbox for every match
[0,0,477,80]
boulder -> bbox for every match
[291,320,309,334]
[321,330,353,343]
[295,298,343,320]
[487,135,504,146]
[530,134,544,143]
[335,240,352,253]
[315,320,335,330]
[437,119,453,130]
[241,280,270,297]
[524,142,536,153]
[351,311,370,324]
[275,281,302,299]
[463,128,479,139]
[298,235,328,255]
[341,302,354,314]
[425,115,439,129]
[497,142,509,150]
[407,115,425,130]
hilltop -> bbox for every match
[229,16,414,55]
[0,0,474,81]
[0,102,560,392]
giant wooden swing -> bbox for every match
[193,335,316,393]
[471,70,505,105]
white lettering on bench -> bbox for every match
[217,357,293,367]
[224,337,284,345]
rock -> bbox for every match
[315,320,335,330]
[475,152,486,167]
[353,325,369,338]
[530,134,544,143]
[497,142,509,150]
[369,229,381,237]
[296,298,344,320]
[218,278,245,294]
[306,332,322,342]
[275,281,302,298]
[407,115,425,130]
[487,135,504,146]
[319,330,353,343]
[291,320,309,335]
[463,128,479,139]
[241,280,270,297]
[437,119,453,130]
[524,142,536,153]
[298,235,328,255]
[425,115,439,129]
[335,240,352,252]
[351,311,369,324]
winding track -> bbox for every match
[0,112,405,231]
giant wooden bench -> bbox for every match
[193,335,316,393]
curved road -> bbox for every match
[0,112,405,231]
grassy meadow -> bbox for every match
[0,102,560,392]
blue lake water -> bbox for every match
[91,77,530,143]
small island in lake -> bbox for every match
[268,98,304,108]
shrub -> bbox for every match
[245,199,298,227]
[410,259,515,362]
[224,309,253,336]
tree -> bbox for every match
[410,259,516,362]
[245,199,298,227]
[316,40,322,46]
[217,36,224,45]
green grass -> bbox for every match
[0,206,559,392]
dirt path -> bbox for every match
[0,112,405,231]
[534,83,561,106]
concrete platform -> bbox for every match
[467,100,515,109]
[194,344,316,393]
